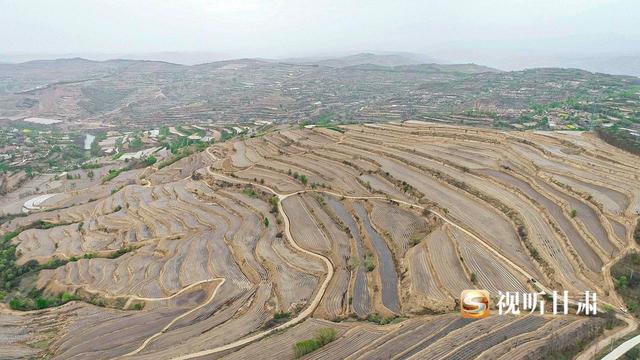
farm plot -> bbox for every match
[392,317,475,360]
[452,227,530,294]
[475,317,576,359]
[370,201,430,255]
[405,315,514,359]
[434,315,548,360]
[271,235,325,273]
[354,202,400,313]
[300,194,351,265]
[359,173,411,201]
[535,177,616,254]
[319,268,349,319]
[221,319,353,360]
[324,195,371,317]
[305,326,386,360]
[496,317,606,360]
[551,173,630,215]
[297,153,371,195]
[259,157,326,186]
[404,239,451,307]
[608,218,627,242]
[479,169,605,271]
[336,139,541,279]
[230,141,253,168]
[282,195,331,253]
[236,166,303,193]
[378,145,592,289]
[353,316,458,360]
[424,225,472,296]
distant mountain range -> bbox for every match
[2,51,640,77]
[551,55,640,77]
[279,52,443,68]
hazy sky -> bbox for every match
[1,0,639,62]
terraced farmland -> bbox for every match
[1,122,638,359]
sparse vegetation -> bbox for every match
[364,253,375,272]
[611,252,640,317]
[293,327,336,358]
[144,155,157,166]
[102,168,123,183]
[470,272,478,284]
[9,290,79,311]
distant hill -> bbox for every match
[558,55,640,77]
[0,57,182,94]
[283,52,442,68]
[0,52,233,66]
[0,54,636,129]
[344,63,500,74]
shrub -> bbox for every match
[569,209,577,218]
[243,189,257,198]
[409,234,422,246]
[299,174,308,185]
[364,255,375,272]
[109,245,135,259]
[273,311,290,320]
[3,230,20,242]
[103,168,123,183]
[470,272,478,284]
[293,328,336,358]
[130,302,145,310]
[144,155,157,166]
[61,292,78,303]
[315,327,336,345]
[9,297,28,310]
[294,339,321,357]
[366,313,397,325]
[40,257,68,270]
[35,297,50,309]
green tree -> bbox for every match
[144,155,157,166]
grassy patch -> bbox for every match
[9,290,79,311]
[274,311,291,320]
[293,327,336,358]
[364,253,375,272]
[242,188,257,198]
[102,168,123,183]
[366,312,400,325]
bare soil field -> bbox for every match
[1,122,637,359]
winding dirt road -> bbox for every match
[120,278,225,357]
[161,170,335,360]
[121,165,632,359]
